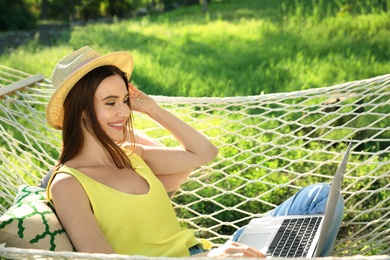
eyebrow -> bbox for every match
[101,94,129,101]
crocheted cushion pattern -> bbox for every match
[0,185,73,251]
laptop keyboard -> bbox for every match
[265,216,322,258]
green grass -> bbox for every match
[0,0,389,97]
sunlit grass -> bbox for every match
[0,0,388,97]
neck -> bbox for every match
[66,127,119,169]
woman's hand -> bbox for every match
[128,83,157,114]
[206,242,265,258]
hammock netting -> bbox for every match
[0,64,389,259]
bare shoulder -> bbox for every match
[51,172,79,188]
[50,172,86,200]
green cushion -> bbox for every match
[0,185,73,251]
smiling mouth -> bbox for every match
[108,122,125,131]
[109,123,123,127]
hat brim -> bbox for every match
[46,51,133,130]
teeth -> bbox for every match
[109,123,123,127]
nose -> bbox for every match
[117,101,131,118]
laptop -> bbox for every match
[237,141,352,258]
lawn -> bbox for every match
[0,0,388,97]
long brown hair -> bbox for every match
[57,65,135,169]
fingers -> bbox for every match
[127,83,158,114]
[208,242,265,258]
[128,83,142,99]
[227,242,265,258]
[128,83,137,92]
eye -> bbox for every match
[124,98,130,104]
[106,101,115,106]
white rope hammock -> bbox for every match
[0,64,389,259]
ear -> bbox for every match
[81,110,86,120]
[81,111,93,132]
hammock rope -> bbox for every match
[0,64,389,259]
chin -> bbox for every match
[112,137,124,143]
[108,134,124,143]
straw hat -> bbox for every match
[46,46,134,130]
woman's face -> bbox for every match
[94,74,130,142]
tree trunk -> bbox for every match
[203,0,208,13]
[40,0,49,19]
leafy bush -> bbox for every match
[0,0,37,30]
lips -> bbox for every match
[109,123,123,127]
[108,122,124,130]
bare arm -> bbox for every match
[133,131,193,194]
[129,84,218,188]
[50,173,115,254]
[135,131,162,147]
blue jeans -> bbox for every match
[229,183,344,257]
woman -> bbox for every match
[46,46,343,258]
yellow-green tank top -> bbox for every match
[47,153,199,256]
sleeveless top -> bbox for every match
[46,153,199,256]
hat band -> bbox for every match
[70,56,99,75]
